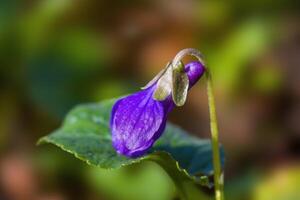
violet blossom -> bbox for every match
[110,61,205,157]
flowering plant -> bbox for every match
[39,48,225,200]
[111,60,205,157]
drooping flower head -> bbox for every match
[110,49,206,157]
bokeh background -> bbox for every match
[0,0,300,200]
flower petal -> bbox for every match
[185,61,205,87]
[111,87,168,157]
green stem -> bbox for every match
[171,48,224,200]
[206,71,224,200]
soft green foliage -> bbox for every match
[38,98,224,192]
[208,19,271,92]
[87,162,176,200]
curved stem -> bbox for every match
[172,48,205,67]
[172,48,224,200]
[206,71,224,200]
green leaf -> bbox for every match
[38,98,224,193]
[153,64,172,101]
[172,61,189,106]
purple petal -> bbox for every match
[185,61,206,87]
[111,86,170,157]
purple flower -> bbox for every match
[110,61,205,157]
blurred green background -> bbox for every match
[0,0,300,200]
